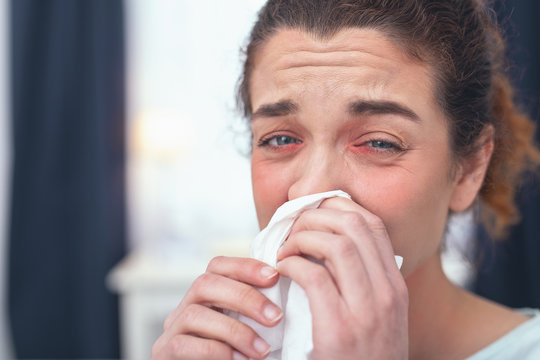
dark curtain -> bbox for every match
[8,0,126,358]
[473,1,540,308]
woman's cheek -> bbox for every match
[251,157,291,229]
[364,173,451,276]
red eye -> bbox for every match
[351,138,405,156]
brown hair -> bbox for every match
[237,0,540,239]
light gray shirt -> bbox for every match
[467,308,540,359]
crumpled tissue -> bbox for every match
[233,190,403,360]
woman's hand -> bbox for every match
[277,197,409,360]
[151,256,282,360]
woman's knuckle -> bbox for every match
[191,274,205,291]
[378,292,397,312]
[342,211,364,229]
[309,266,329,287]
[364,211,381,223]
[206,255,226,272]
[167,335,188,356]
[168,334,220,358]
[163,312,175,331]
[199,340,217,358]
[367,214,387,231]
[333,236,357,258]
[179,303,200,324]
[237,284,257,304]
[227,318,249,342]
[193,272,214,291]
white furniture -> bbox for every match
[107,251,208,360]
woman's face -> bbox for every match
[250,29,463,275]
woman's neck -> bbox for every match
[406,253,463,359]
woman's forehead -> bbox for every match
[253,28,409,69]
[250,28,438,120]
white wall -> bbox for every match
[0,0,13,357]
[126,0,267,257]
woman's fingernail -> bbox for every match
[263,303,282,322]
[233,350,248,360]
[253,337,271,356]
[260,265,277,279]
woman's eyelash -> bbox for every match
[365,139,404,151]
[257,135,302,147]
[256,135,405,154]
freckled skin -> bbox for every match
[250,29,458,276]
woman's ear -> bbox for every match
[449,125,494,212]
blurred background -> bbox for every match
[0,0,537,359]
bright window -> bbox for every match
[126,0,267,258]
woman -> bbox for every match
[152,1,540,359]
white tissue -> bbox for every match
[236,190,403,360]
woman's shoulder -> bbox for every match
[466,308,540,360]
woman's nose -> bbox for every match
[287,151,342,201]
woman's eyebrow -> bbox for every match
[252,100,298,120]
[348,100,420,122]
[251,99,420,122]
